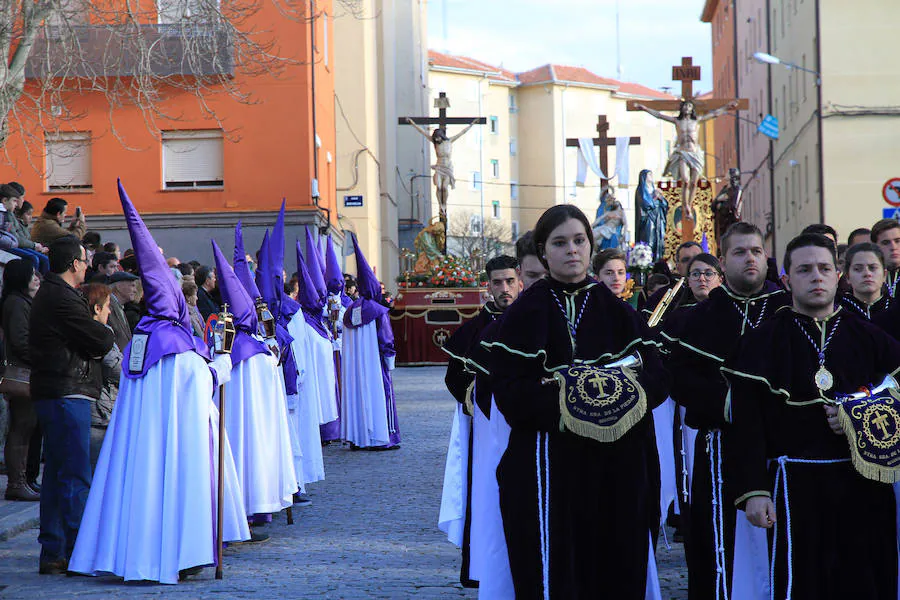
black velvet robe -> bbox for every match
[442,301,502,587]
[487,277,668,599]
[660,282,790,600]
[839,291,891,321]
[723,308,900,600]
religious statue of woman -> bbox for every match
[636,169,668,261]
[592,187,627,251]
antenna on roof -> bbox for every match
[615,0,623,80]
[442,0,449,53]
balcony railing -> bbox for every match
[25,23,234,80]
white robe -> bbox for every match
[438,403,470,547]
[474,398,514,599]
[341,320,391,447]
[307,322,339,425]
[69,352,250,584]
[286,313,325,483]
[653,398,677,530]
[217,350,297,515]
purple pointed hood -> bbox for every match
[270,199,287,291]
[255,230,278,312]
[344,233,389,329]
[234,221,262,301]
[324,236,344,295]
[296,240,330,338]
[117,179,209,377]
[305,227,327,306]
[212,240,267,366]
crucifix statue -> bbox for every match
[400,93,486,254]
[627,57,747,240]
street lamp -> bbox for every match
[752,52,820,84]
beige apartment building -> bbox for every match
[427,52,677,247]
[333,0,429,284]
[703,0,900,260]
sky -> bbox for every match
[427,0,714,96]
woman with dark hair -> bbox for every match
[841,242,889,320]
[485,204,668,598]
[1,259,41,501]
[685,253,724,304]
[81,283,123,471]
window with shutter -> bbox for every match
[162,130,224,189]
[46,132,92,192]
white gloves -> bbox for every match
[385,356,395,371]
[209,353,233,386]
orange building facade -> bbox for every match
[0,1,337,262]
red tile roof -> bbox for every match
[428,51,676,100]
[428,50,517,83]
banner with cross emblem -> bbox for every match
[838,389,900,483]
[554,364,647,443]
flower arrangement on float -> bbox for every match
[627,242,654,287]
[396,255,483,288]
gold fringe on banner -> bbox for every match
[554,366,647,443]
[838,398,900,484]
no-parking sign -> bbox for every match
[883,179,900,206]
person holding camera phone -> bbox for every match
[31,198,86,247]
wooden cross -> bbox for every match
[626,56,749,243]
[399,92,487,255]
[399,92,487,130]
[565,114,641,187]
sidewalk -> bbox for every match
[0,474,39,542]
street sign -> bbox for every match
[883,179,900,207]
[344,195,363,207]
[757,115,779,140]
[883,208,900,221]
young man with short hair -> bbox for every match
[848,227,871,248]
[724,233,900,599]
[514,231,546,290]
[441,255,523,588]
[662,222,791,599]
[871,218,900,297]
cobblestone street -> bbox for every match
[0,367,687,598]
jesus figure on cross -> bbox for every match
[633,99,738,218]
[405,117,480,224]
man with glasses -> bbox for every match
[662,223,790,599]
[29,236,114,575]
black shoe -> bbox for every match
[247,531,270,544]
[293,493,313,507]
[39,559,68,575]
[6,485,40,501]
[178,565,204,581]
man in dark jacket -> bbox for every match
[194,265,219,322]
[29,236,114,575]
[107,271,137,348]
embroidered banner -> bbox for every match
[838,389,900,483]
[556,364,646,442]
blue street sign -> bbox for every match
[344,195,364,207]
[758,115,779,140]
[883,207,900,221]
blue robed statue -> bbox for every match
[636,169,668,260]
[592,187,627,251]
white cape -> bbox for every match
[69,352,250,584]
[286,313,325,483]
[652,398,677,528]
[306,322,339,425]
[473,397,514,599]
[218,351,297,515]
[341,321,391,447]
[438,403,470,547]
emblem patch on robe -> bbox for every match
[838,390,900,483]
[555,364,647,443]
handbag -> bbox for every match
[0,363,31,398]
